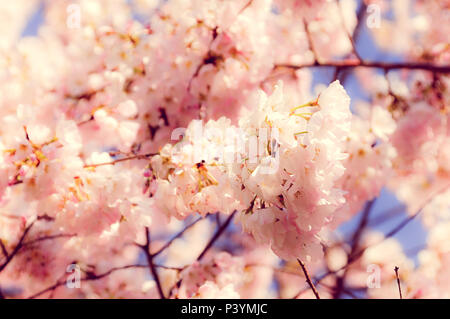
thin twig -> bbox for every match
[22,234,76,247]
[197,211,236,261]
[335,1,367,84]
[152,217,204,257]
[349,199,376,260]
[297,259,320,299]
[83,153,157,169]
[333,199,376,298]
[294,184,450,298]
[140,227,166,299]
[0,222,34,272]
[276,60,450,73]
[336,0,362,61]
[303,18,319,63]
[0,239,8,259]
[367,205,405,228]
[168,211,237,298]
[28,264,148,299]
[394,266,403,299]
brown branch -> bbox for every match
[368,205,405,227]
[297,259,320,299]
[238,0,253,15]
[83,153,157,169]
[154,264,184,271]
[187,0,253,94]
[394,266,403,299]
[303,18,320,63]
[0,239,8,259]
[353,1,367,43]
[335,1,367,83]
[197,211,236,261]
[140,227,165,299]
[348,199,376,260]
[275,60,450,73]
[333,199,376,299]
[22,233,76,248]
[294,184,450,298]
[152,217,204,257]
[336,0,362,61]
[0,222,34,272]
[28,264,148,299]
[168,211,237,298]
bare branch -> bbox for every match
[0,222,34,272]
[140,227,166,299]
[294,184,450,298]
[394,266,403,299]
[348,199,376,260]
[336,0,363,61]
[334,199,376,298]
[275,60,450,73]
[0,239,8,259]
[83,153,157,169]
[168,211,237,298]
[303,18,320,63]
[22,233,76,248]
[197,211,236,261]
[28,264,148,299]
[152,217,204,257]
[297,259,320,299]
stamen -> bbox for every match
[289,99,319,114]
[292,113,312,120]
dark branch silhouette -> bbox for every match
[197,211,236,261]
[297,259,320,299]
[0,222,34,272]
[275,60,450,73]
[152,217,204,257]
[394,266,403,299]
[139,227,166,299]
[28,264,148,299]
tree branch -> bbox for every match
[168,211,237,298]
[297,259,320,299]
[333,199,376,299]
[28,264,148,299]
[334,1,367,83]
[275,60,450,73]
[152,217,204,257]
[394,266,403,299]
[197,211,236,261]
[83,153,158,169]
[22,233,76,248]
[294,184,450,298]
[0,239,8,259]
[336,0,363,61]
[140,227,166,299]
[0,222,34,272]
